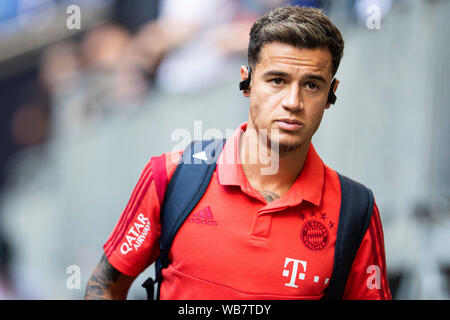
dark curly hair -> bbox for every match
[248,6,344,76]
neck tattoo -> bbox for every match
[258,190,280,203]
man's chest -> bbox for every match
[167,183,340,298]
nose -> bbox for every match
[281,84,301,112]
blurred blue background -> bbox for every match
[0,0,449,299]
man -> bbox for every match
[85,6,391,300]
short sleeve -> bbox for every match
[103,155,167,277]
[342,201,392,300]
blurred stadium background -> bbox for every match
[0,0,449,299]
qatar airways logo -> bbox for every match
[120,214,150,255]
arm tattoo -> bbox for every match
[258,190,280,203]
[85,254,121,300]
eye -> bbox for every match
[270,78,284,86]
[306,82,319,90]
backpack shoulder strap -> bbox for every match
[159,138,225,267]
[142,138,225,300]
[325,172,375,300]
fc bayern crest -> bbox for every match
[301,220,329,251]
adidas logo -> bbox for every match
[188,206,217,226]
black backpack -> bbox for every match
[142,139,374,300]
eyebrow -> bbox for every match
[262,70,290,78]
[302,74,327,84]
[262,70,328,83]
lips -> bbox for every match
[275,118,304,131]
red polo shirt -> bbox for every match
[103,122,391,300]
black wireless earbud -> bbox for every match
[327,78,337,104]
[239,66,252,91]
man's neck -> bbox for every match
[239,128,310,198]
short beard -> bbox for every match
[266,136,301,156]
[279,144,300,154]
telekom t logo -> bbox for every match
[282,257,307,288]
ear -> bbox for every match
[325,78,339,109]
[240,65,251,97]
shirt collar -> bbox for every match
[217,122,324,207]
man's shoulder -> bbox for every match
[150,149,183,182]
[163,149,184,165]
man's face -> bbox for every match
[243,42,335,152]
